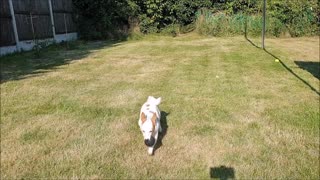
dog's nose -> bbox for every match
[144,139,151,146]
[144,137,155,147]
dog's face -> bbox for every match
[140,112,157,147]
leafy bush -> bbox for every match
[287,12,317,37]
[229,13,246,35]
[133,0,212,34]
[72,0,319,38]
[73,0,134,40]
[179,23,196,34]
[195,6,318,38]
[267,17,285,37]
[247,16,263,36]
[268,0,319,37]
[166,0,212,25]
[186,0,318,37]
[139,14,159,34]
[160,24,179,37]
[196,10,243,37]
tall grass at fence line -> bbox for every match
[195,9,317,38]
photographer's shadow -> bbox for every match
[210,166,235,180]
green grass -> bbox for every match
[1,34,319,179]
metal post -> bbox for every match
[262,0,266,49]
[8,0,20,51]
[48,0,57,41]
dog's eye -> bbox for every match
[142,130,145,133]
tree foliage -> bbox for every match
[73,0,134,39]
[73,0,319,39]
[131,0,212,33]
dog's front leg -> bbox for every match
[148,132,159,155]
[148,147,153,155]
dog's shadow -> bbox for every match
[154,111,169,153]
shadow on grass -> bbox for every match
[0,40,123,84]
[294,61,320,80]
[210,166,235,180]
[263,49,320,96]
[154,111,169,153]
[244,30,320,96]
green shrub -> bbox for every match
[229,13,246,35]
[73,0,134,40]
[288,13,317,37]
[139,14,159,34]
[72,0,319,38]
[268,0,319,37]
[195,8,317,38]
[179,23,196,34]
[184,0,318,37]
[160,24,180,37]
[247,16,262,36]
[196,10,251,37]
[267,17,285,37]
[196,10,225,36]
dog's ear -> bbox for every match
[141,112,147,124]
[151,113,157,128]
[155,97,161,105]
[147,96,154,103]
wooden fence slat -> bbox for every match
[13,11,50,16]
[13,0,50,14]
[0,17,16,46]
[52,0,72,12]
[0,0,11,16]
[15,14,53,40]
[54,13,76,34]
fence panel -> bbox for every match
[15,14,53,40]
[13,0,50,14]
[0,18,16,46]
[0,0,15,46]
[52,0,73,12]
[54,13,76,34]
[1,0,76,47]
[0,0,11,16]
[52,0,76,34]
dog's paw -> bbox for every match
[148,148,153,155]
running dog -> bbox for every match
[138,96,162,155]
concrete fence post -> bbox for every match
[8,0,20,51]
[48,0,57,41]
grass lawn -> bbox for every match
[1,34,319,179]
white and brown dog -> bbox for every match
[138,96,162,155]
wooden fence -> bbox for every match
[0,0,76,47]
[0,0,15,46]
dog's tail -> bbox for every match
[147,96,161,106]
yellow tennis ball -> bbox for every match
[275,59,279,62]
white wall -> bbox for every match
[0,32,78,56]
